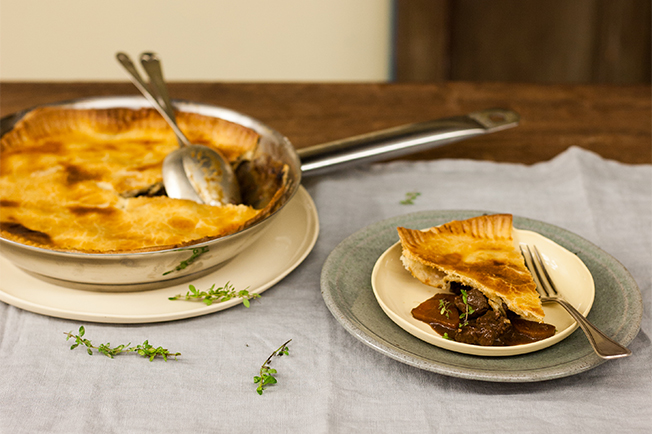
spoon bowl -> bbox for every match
[116,52,241,206]
[163,143,237,206]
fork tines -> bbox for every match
[520,244,558,298]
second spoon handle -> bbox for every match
[115,52,190,148]
[139,53,176,122]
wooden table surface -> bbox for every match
[1,81,650,164]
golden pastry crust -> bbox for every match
[397,214,545,322]
[0,106,286,253]
[0,107,259,162]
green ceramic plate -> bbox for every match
[320,210,642,382]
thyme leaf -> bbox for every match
[400,191,421,205]
[254,339,292,395]
[458,288,475,326]
[163,246,209,275]
[438,298,451,318]
[168,281,259,307]
[64,326,180,361]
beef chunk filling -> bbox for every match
[454,310,512,346]
[453,287,490,319]
[411,283,556,347]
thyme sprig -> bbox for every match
[163,246,209,275]
[438,298,452,319]
[168,282,259,307]
[64,326,180,361]
[400,191,421,205]
[458,288,475,326]
[254,339,292,395]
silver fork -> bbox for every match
[520,244,631,359]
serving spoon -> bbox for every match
[116,52,241,206]
[118,52,520,209]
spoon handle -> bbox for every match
[115,52,190,148]
[139,54,176,123]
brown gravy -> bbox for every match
[412,293,556,347]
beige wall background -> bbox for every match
[0,0,393,81]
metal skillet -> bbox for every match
[0,97,518,291]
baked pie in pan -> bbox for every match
[0,106,289,253]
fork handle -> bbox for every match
[551,298,631,359]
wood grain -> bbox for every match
[395,0,651,84]
[1,81,650,164]
[394,0,450,82]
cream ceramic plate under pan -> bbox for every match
[371,229,595,357]
[0,187,319,323]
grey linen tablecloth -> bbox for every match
[0,147,649,433]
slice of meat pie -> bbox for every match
[397,214,544,322]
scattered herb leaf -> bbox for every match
[64,326,180,361]
[168,281,259,307]
[254,339,292,395]
[163,246,209,275]
[438,298,451,319]
[400,191,421,205]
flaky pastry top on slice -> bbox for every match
[397,214,544,322]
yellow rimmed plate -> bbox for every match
[371,229,595,357]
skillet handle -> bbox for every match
[297,108,519,176]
